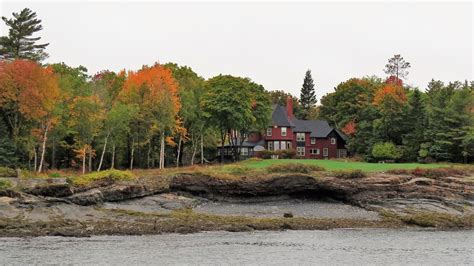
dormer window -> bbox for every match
[331,138,336,144]
[266,128,272,136]
[281,127,287,136]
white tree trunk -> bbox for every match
[110,144,116,169]
[200,133,204,165]
[82,147,86,174]
[38,123,49,173]
[176,135,182,167]
[33,146,37,172]
[97,133,109,172]
[159,134,165,169]
[130,139,135,170]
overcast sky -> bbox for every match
[1,1,472,99]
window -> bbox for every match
[310,149,320,155]
[331,138,336,145]
[274,141,280,150]
[296,133,305,142]
[240,147,248,156]
[268,142,273,150]
[266,128,272,136]
[281,127,287,136]
[297,147,305,156]
[311,138,316,145]
[281,141,285,149]
[286,142,291,149]
[323,148,329,157]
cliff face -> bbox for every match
[0,172,472,237]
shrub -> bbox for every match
[333,169,366,179]
[260,149,296,159]
[0,179,12,189]
[0,167,16,177]
[371,142,401,161]
[70,169,137,186]
[279,149,296,159]
[267,163,325,174]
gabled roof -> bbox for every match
[292,119,333,137]
[271,105,294,127]
[271,104,346,140]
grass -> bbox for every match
[237,159,451,172]
[0,179,12,189]
[69,169,137,186]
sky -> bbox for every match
[1,1,473,100]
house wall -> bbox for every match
[263,126,294,141]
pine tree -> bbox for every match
[402,89,426,161]
[299,70,317,119]
[0,8,49,62]
[384,54,411,80]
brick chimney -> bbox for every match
[286,96,293,119]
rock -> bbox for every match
[283,212,293,218]
[67,189,103,206]
[26,183,74,198]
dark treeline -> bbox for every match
[0,8,472,174]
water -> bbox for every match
[0,229,472,265]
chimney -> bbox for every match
[286,96,293,119]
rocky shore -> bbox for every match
[0,171,473,237]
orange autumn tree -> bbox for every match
[0,60,59,172]
[119,64,180,169]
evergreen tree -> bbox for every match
[402,89,427,161]
[299,70,317,119]
[0,8,49,62]
[384,54,411,80]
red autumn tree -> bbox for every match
[0,59,59,172]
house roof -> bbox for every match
[222,139,265,148]
[271,105,294,127]
[271,104,346,139]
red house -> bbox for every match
[218,98,347,159]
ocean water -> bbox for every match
[0,229,472,265]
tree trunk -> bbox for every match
[82,147,86,174]
[191,138,197,166]
[159,134,165,169]
[220,130,226,163]
[33,146,37,172]
[130,139,135,170]
[88,148,92,172]
[97,133,109,172]
[51,137,56,169]
[176,135,182,167]
[38,123,49,173]
[200,133,204,165]
[110,144,116,169]
[147,142,151,169]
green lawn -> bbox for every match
[237,159,450,172]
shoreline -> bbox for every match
[0,171,473,237]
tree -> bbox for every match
[0,118,17,167]
[0,8,49,62]
[373,82,408,145]
[164,63,207,166]
[0,60,59,171]
[69,96,103,174]
[203,75,271,162]
[119,64,180,169]
[402,89,427,161]
[383,54,411,80]
[299,70,317,119]
[372,142,401,161]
